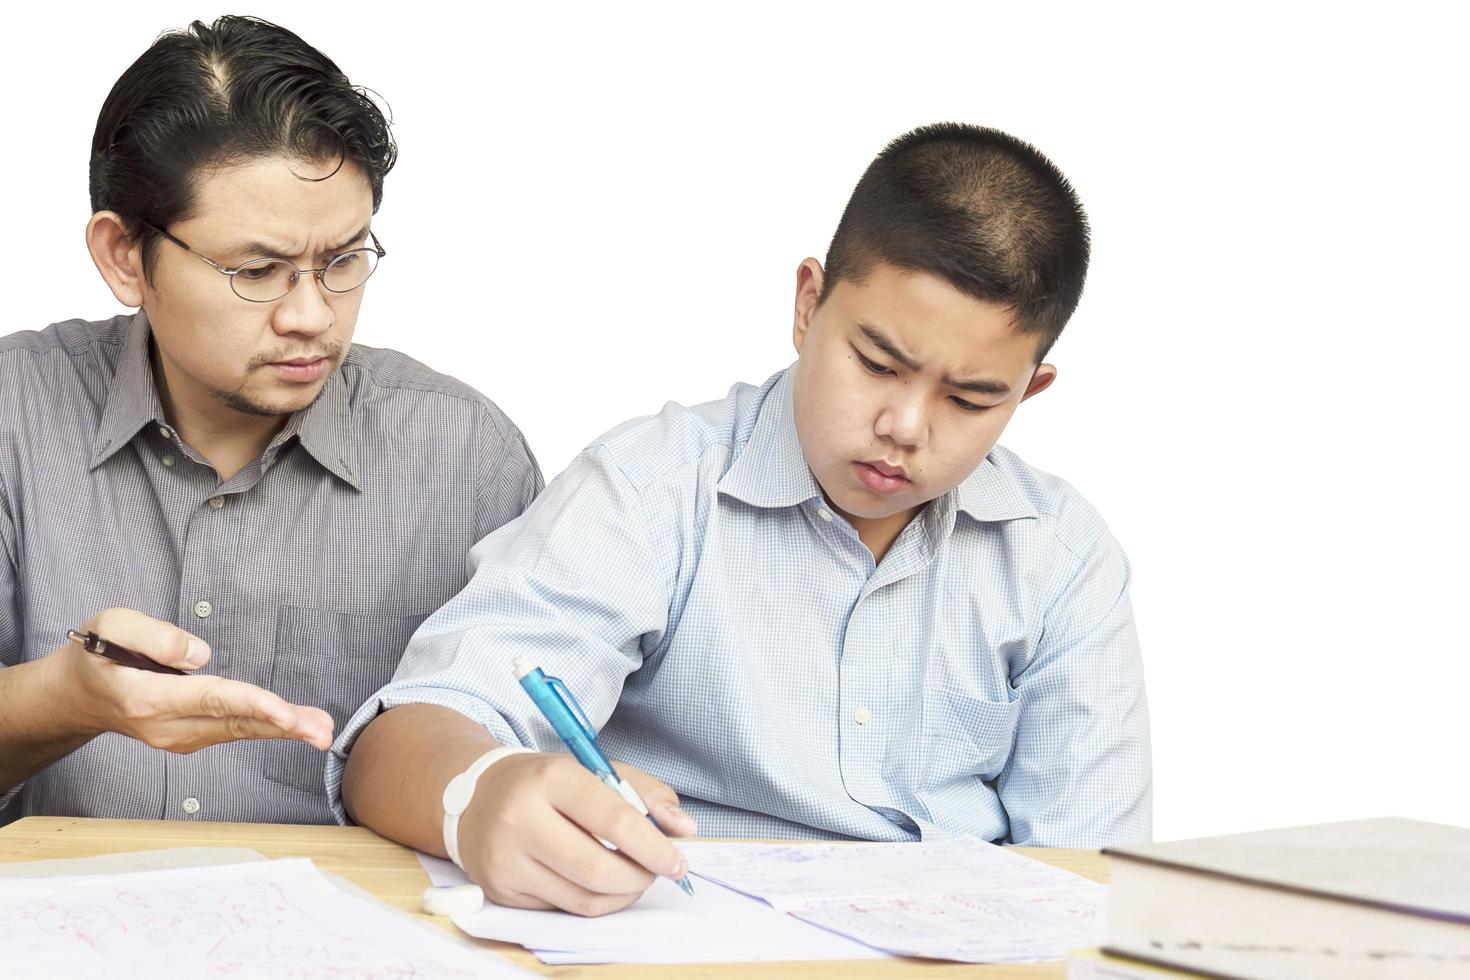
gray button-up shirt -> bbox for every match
[0,312,541,824]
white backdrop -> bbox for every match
[5,2,1467,841]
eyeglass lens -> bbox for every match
[230,248,380,302]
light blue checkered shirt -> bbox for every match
[329,368,1151,846]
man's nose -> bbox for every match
[271,272,333,337]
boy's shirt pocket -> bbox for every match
[921,687,1023,788]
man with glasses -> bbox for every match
[0,16,541,825]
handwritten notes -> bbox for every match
[0,858,531,979]
[685,837,1108,962]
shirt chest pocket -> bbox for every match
[263,606,428,797]
[922,687,1023,787]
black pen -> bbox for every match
[66,629,188,676]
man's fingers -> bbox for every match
[192,677,298,728]
[220,714,307,744]
[85,608,210,670]
[289,706,335,749]
[144,684,333,751]
[200,681,335,748]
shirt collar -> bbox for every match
[89,310,362,490]
[294,360,362,490]
[954,453,1039,523]
[90,311,166,469]
[717,369,825,509]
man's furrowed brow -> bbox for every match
[858,324,921,371]
[225,224,371,260]
[328,224,373,253]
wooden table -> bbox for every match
[0,817,1106,977]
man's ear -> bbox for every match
[792,258,825,354]
[86,211,146,309]
[1020,363,1058,402]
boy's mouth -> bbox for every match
[854,460,911,494]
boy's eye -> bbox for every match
[855,350,893,376]
[950,396,989,414]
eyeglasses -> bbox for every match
[138,220,387,303]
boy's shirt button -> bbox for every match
[853,706,871,725]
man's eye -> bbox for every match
[236,263,280,281]
[951,397,990,414]
[856,351,893,376]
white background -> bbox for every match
[4,2,1466,842]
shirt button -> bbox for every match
[817,508,834,522]
[853,706,871,725]
[208,496,225,510]
[162,455,175,467]
[159,426,173,440]
[181,797,200,815]
[193,600,213,619]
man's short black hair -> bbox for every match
[820,123,1090,361]
[89,15,397,280]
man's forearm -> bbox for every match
[341,703,501,855]
[0,654,93,794]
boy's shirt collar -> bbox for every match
[716,368,825,509]
[954,456,1038,524]
[717,366,1037,525]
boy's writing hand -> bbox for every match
[458,752,697,917]
[54,607,334,753]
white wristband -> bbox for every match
[441,746,533,871]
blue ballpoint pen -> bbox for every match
[513,655,695,896]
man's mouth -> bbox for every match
[268,356,331,382]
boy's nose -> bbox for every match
[876,397,928,449]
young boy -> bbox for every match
[334,123,1150,917]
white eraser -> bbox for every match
[420,883,484,917]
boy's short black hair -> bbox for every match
[820,123,1089,360]
[89,15,397,281]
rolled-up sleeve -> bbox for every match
[998,528,1152,847]
[326,444,669,824]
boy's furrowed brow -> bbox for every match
[859,324,921,371]
[858,322,1011,395]
[945,376,1011,395]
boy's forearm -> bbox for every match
[0,653,94,795]
[340,703,502,855]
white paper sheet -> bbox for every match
[0,857,532,979]
[417,851,889,964]
[417,837,1105,965]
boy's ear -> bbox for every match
[792,258,825,353]
[86,211,146,309]
[1020,363,1058,402]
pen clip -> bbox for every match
[545,675,599,742]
